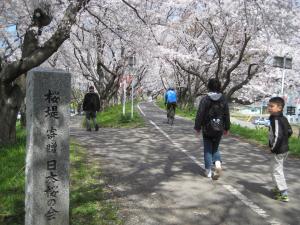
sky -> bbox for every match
[0,24,16,49]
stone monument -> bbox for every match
[25,68,70,225]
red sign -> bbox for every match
[120,75,133,85]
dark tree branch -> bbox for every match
[226,63,259,99]
[121,0,147,24]
[174,59,207,84]
[86,8,125,41]
[222,32,251,92]
[121,0,160,45]
[1,0,90,84]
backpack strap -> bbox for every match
[203,97,213,124]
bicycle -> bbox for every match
[166,103,176,125]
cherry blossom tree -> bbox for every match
[1,0,299,145]
[0,0,90,145]
[154,0,300,105]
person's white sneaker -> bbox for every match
[213,161,222,180]
[215,161,221,168]
[205,169,212,178]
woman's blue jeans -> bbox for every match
[203,136,222,170]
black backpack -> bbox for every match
[203,99,225,138]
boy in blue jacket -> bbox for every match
[268,97,293,202]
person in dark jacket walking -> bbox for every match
[268,97,293,202]
[194,78,230,179]
[82,86,100,131]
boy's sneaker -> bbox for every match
[212,161,222,180]
[87,128,92,131]
[271,187,280,194]
[274,193,289,202]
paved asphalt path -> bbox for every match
[70,102,300,225]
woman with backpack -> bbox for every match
[194,78,230,179]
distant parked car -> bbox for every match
[70,109,76,117]
[253,117,270,127]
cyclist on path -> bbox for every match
[164,87,177,124]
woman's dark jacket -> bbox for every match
[194,93,230,137]
[269,113,293,154]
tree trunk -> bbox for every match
[100,97,110,112]
[113,95,119,105]
[0,83,24,145]
[177,88,196,110]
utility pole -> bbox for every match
[281,55,286,96]
[128,55,136,119]
[122,79,126,115]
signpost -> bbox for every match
[122,77,126,115]
[121,75,133,116]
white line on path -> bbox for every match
[144,114,283,225]
[137,104,146,116]
[223,185,282,225]
[149,120,204,167]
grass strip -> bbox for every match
[0,127,122,225]
[0,124,26,225]
[70,141,122,225]
[82,102,145,128]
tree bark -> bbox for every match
[0,83,24,145]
